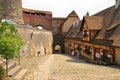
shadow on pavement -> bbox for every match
[59,53,120,69]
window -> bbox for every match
[83,30,89,37]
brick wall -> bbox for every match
[23,12,52,30]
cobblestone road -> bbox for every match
[21,54,120,80]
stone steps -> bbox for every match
[14,69,28,80]
[0,58,28,80]
[3,62,16,71]
[8,66,22,78]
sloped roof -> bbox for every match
[61,10,79,28]
[84,16,103,30]
[66,19,81,38]
[109,25,120,47]
[93,5,120,47]
[22,8,52,14]
[68,10,79,17]
[106,21,120,30]
[93,6,118,39]
[61,10,80,34]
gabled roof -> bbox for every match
[61,10,79,27]
[83,16,103,30]
[65,19,81,38]
[93,5,120,47]
[93,6,120,39]
[109,25,120,47]
[68,10,79,17]
[61,10,80,34]
[106,21,120,30]
[22,8,52,15]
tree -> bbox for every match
[0,21,24,76]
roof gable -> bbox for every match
[82,16,103,30]
[68,10,79,17]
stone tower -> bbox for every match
[0,0,23,24]
[115,0,120,9]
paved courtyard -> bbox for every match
[21,54,120,80]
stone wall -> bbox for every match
[0,0,23,24]
[16,25,53,57]
[52,17,66,35]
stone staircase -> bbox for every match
[0,59,28,80]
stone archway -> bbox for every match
[54,44,61,54]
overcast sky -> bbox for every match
[22,0,115,19]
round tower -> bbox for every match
[0,0,23,24]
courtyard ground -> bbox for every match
[20,54,120,80]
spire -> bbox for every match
[115,0,120,9]
[86,12,89,16]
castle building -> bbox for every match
[1,0,120,65]
[64,0,120,65]
[0,0,53,57]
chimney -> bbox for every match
[115,0,120,9]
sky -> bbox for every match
[22,0,115,19]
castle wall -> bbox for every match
[52,17,65,35]
[23,11,52,30]
[16,25,53,57]
[0,0,23,24]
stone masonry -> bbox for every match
[16,25,53,57]
[21,54,120,80]
[0,0,23,24]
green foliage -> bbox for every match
[0,66,4,78]
[0,22,24,59]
